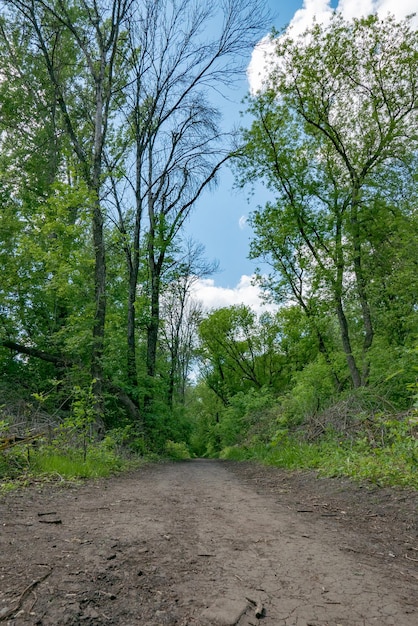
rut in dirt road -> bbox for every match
[0,459,417,625]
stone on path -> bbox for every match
[199,597,248,625]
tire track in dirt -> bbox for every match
[0,459,416,625]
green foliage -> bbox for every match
[0,182,94,354]
[0,427,145,487]
[406,345,418,411]
[187,383,279,457]
[221,410,418,489]
[187,383,225,457]
[219,446,253,461]
[164,440,191,460]
[144,399,193,453]
[101,425,145,454]
[315,425,418,488]
[219,388,279,447]
[55,382,97,462]
[1,6,418,490]
[278,358,338,426]
[198,306,289,404]
[236,13,418,389]
[221,436,322,469]
[0,445,31,481]
[32,444,123,479]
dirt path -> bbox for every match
[0,459,417,625]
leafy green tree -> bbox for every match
[0,0,272,443]
[237,13,418,388]
[198,305,286,402]
[187,382,225,457]
[2,0,133,412]
[106,0,271,418]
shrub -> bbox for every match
[164,440,191,460]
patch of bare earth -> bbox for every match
[0,459,417,625]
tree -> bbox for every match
[0,11,96,385]
[160,241,215,408]
[0,0,272,440]
[198,305,286,402]
[3,0,133,412]
[237,14,418,388]
[106,0,271,415]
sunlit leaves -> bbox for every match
[237,13,418,387]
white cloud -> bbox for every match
[374,0,418,18]
[247,0,418,93]
[190,275,277,315]
[247,34,276,94]
[337,0,375,20]
[238,215,248,229]
[290,0,334,35]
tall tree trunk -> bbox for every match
[166,336,179,409]
[335,218,362,388]
[91,196,106,408]
[145,192,166,384]
[146,259,160,380]
[90,56,107,413]
[335,299,362,388]
[350,201,374,385]
[19,1,130,418]
[143,192,164,418]
[110,172,141,401]
[125,125,144,395]
[126,277,138,389]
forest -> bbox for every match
[0,1,417,489]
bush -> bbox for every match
[279,358,337,427]
[164,440,191,460]
[220,423,417,489]
[215,388,279,450]
[0,445,30,480]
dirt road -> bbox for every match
[1,459,417,625]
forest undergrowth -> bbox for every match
[1,383,417,493]
[220,390,418,489]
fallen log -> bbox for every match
[0,432,44,452]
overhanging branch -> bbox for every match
[1,340,72,367]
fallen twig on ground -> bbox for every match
[0,569,52,621]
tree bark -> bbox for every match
[146,257,161,380]
[335,217,362,389]
[335,299,362,388]
[1,340,70,367]
[350,202,374,385]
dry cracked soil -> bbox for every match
[0,459,417,626]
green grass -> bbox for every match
[0,442,136,493]
[32,451,122,479]
[220,434,418,489]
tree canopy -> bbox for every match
[0,0,270,441]
[236,13,418,390]
[1,7,417,467]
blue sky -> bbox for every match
[185,1,304,294]
[185,0,415,312]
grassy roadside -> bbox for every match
[220,432,418,489]
[0,435,193,494]
[2,414,417,492]
[0,443,156,494]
